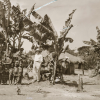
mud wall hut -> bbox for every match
[59,52,84,75]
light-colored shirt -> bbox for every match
[34,54,43,63]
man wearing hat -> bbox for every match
[33,48,43,82]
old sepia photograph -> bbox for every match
[0,0,100,100]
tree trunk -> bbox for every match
[18,32,22,50]
[2,5,8,56]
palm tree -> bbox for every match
[78,26,100,69]
[0,1,76,83]
[0,0,11,56]
[0,1,29,61]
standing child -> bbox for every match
[17,63,23,84]
[9,64,14,85]
[13,62,18,85]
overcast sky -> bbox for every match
[10,0,100,52]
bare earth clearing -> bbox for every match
[0,69,100,100]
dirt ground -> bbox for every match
[0,69,100,100]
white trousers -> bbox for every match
[33,62,41,81]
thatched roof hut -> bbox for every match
[59,52,84,75]
[59,52,84,63]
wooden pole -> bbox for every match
[77,74,83,92]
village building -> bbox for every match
[59,52,84,75]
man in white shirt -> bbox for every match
[33,48,43,82]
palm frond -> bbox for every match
[22,9,27,15]
[28,3,36,18]
[42,14,58,37]
[65,37,73,43]
[83,41,91,45]
[78,46,91,52]
[96,26,100,32]
[31,11,43,22]
[90,39,96,45]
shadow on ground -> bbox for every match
[83,82,96,85]
[63,81,78,87]
[0,94,6,95]
[55,80,78,87]
[92,95,100,98]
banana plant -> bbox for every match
[78,26,100,69]
[0,0,11,55]
[24,4,76,84]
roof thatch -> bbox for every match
[59,52,84,63]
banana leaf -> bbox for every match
[32,11,43,22]
[90,39,96,45]
[83,41,92,45]
[64,37,73,43]
[28,3,35,19]
[42,14,58,37]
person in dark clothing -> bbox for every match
[48,52,58,84]
[2,67,8,84]
[17,63,23,84]
[81,63,84,75]
[48,61,54,82]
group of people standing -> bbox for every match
[9,48,42,84]
[0,48,57,84]
[8,61,23,85]
[0,60,23,85]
